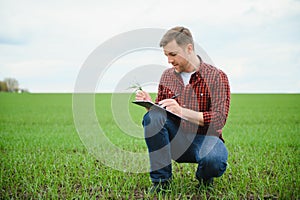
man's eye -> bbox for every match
[170,53,177,56]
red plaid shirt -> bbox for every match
[155,58,230,142]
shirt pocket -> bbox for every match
[162,87,175,99]
[196,84,211,112]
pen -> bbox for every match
[171,94,180,99]
[157,94,180,107]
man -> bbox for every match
[136,26,230,193]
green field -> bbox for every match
[0,93,299,199]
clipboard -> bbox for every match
[132,100,187,121]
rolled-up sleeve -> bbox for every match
[203,70,230,130]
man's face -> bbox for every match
[163,40,190,73]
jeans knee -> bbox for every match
[143,109,167,138]
[142,112,151,127]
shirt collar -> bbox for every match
[195,55,203,77]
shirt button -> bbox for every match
[200,93,203,96]
[183,105,186,107]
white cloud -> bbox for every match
[2,59,73,78]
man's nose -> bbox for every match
[167,56,173,64]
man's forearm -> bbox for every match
[181,107,204,126]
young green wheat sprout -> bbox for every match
[128,82,143,92]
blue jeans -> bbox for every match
[142,108,228,183]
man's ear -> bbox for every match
[186,43,194,54]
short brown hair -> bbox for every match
[159,26,194,48]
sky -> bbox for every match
[0,0,299,93]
